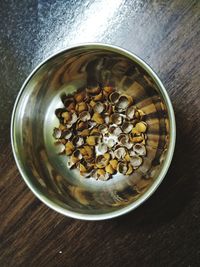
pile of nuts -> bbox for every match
[53,85,147,181]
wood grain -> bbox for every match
[0,0,200,266]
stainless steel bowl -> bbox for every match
[11,43,176,220]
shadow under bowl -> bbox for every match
[11,43,176,220]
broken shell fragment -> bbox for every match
[110,159,118,170]
[111,113,122,125]
[114,147,126,159]
[126,106,136,120]
[105,164,115,174]
[117,162,128,174]
[109,91,120,103]
[107,138,116,148]
[96,155,108,168]
[86,135,100,146]
[112,127,122,136]
[72,136,84,147]
[135,121,147,133]
[104,115,110,124]
[75,102,88,113]
[74,91,87,102]
[96,143,108,155]
[55,142,66,154]
[98,124,108,134]
[126,163,133,175]
[76,120,88,131]
[92,113,104,124]
[63,98,76,111]
[65,142,74,155]
[133,143,147,156]
[116,95,132,110]
[78,129,90,137]
[130,155,143,168]
[118,133,129,144]
[86,86,101,95]
[53,128,62,139]
[70,112,78,124]
[62,130,72,140]
[93,92,104,101]
[93,102,105,113]
[61,111,71,122]
[79,111,91,122]
[130,134,144,143]
[94,169,110,181]
[121,122,133,133]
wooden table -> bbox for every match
[1,1,200,266]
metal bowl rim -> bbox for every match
[11,42,176,220]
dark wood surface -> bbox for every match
[0,1,200,266]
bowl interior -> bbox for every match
[12,45,171,218]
